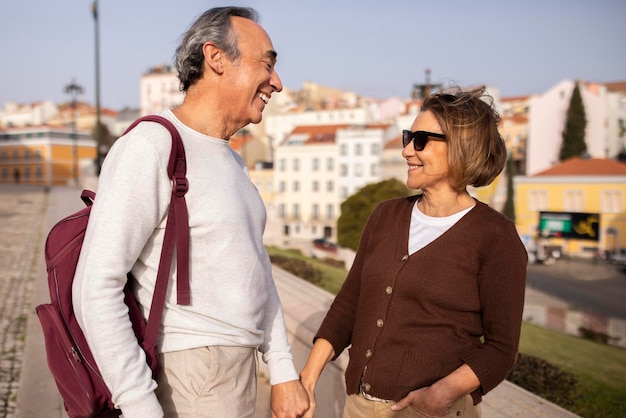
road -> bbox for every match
[526,260,626,320]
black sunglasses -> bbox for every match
[402,130,446,151]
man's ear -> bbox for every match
[203,42,224,74]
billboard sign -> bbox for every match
[538,211,599,241]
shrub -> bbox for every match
[578,326,615,345]
[506,352,580,408]
[269,254,323,285]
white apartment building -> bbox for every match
[337,124,397,201]
[0,101,58,127]
[274,125,345,242]
[139,65,184,116]
[265,105,376,161]
[273,123,398,244]
[527,79,626,176]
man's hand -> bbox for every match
[270,379,310,418]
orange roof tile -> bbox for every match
[501,95,531,102]
[385,136,403,149]
[534,157,626,176]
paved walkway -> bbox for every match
[0,184,583,417]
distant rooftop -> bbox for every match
[534,157,626,176]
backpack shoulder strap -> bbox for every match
[122,115,191,350]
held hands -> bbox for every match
[390,386,452,418]
[270,379,310,418]
[300,377,317,418]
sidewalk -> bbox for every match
[4,185,579,417]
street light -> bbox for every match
[92,0,102,173]
[64,79,84,185]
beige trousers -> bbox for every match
[155,345,257,418]
[343,393,480,418]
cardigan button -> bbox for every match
[363,383,371,392]
[376,319,384,327]
[385,286,393,295]
[365,349,372,358]
[401,255,409,261]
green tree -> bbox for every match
[337,178,409,251]
[559,82,587,161]
[92,121,115,174]
[502,154,516,222]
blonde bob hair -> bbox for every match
[421,86,507,191]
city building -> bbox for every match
[272,123,397,244]
[0,101,58,128]
[0,126,97,186]
[526,80,626,176]
[139,65,184,116]
[514,157,626,258]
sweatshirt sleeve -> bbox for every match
[258,278,300,385]
[462,218,528,394]
[72,127,172,417]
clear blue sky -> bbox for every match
[1,0,624,110]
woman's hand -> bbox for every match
[391,386,451,417]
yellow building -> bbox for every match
[0,126,97,186]
[515,157,626,258]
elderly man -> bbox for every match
[73,7,309,418]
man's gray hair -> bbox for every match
[174,7,259,92]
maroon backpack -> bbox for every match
[36,115,190,418]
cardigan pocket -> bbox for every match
[396,350,444,390]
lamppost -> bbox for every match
[64,79,83,185]
[92,0,102,173]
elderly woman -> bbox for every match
[301,87,527,418]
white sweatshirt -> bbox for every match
[73,110,298,418]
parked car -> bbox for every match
[312,238,338,253]
[608,251,626,266]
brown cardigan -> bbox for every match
[315,195,527,404]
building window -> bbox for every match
[529,189,548,211]
[354,163,363,177]
[36,166,43,179]
[340,187,348,200]
[293,181,300,192]
[601,190,623,213]
[279,158,286,171]
[340,144,348,156]
[327,157,334,171]
[1,150,7,161]
[327,180,334,192]
[326,204,334,220]
[355,143,362,156]
[312,203,319,220]
[279,203,285,219]
[34,149,42,160]
[293,158,300,171]
[12,149,19,160]
[24,166,31,180]
[293,203,300,220]
[312,180,319,192]
[564,190,584,212]
[340,164,348,177]
[312,158,319,171]
[371,143,380,155]
[370,163,378,176]
[24,149,31,160]
[279,181,286,192]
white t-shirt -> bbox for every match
[409,201,474,254]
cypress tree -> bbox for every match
[559,81,587,161]
[502,154,516,222]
